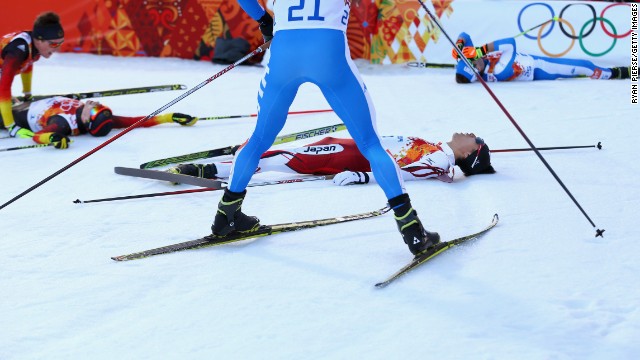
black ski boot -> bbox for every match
[610,66,630,80]
[168,163,217,179]
[211,189,260,236]
[389,194,440,256]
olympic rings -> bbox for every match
[580,17,616,57]
[518,3,555,40]
[559,3,595,40]
[518,2,631,57]
[601,3,632,38]
[538,17,575,58]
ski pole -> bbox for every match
[406,62,454,68]
[25,84,187,101]
[491,142,602,153]
[199,109,334,121]
[74,175,333,204]
[74,188,215,203]
[0,143,53,152]
[0,42,271,211]
[514,17,558,38]
[418,0,603,237]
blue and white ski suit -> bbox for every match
[229,0,405,199]
[455,32,613,82]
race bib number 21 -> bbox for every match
[287,0,349,25]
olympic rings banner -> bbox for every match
[415,0,632,67]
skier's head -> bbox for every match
[87,104,113,136]
[453,134,495,176]
[455,58,486,84]
[32,12,64,59]
[78,101,113,137]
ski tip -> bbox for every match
[493,213,499,223]
[374,282,389,289]
[179,84,188,89]
[111,256,125,261]
[73,199,82,204]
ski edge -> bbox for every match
[374,213,499,288]
[111,206,391,261]
[139,146,237,169]
[114,166,225,188]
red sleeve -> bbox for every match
[0,54,24,102]
[112,115,164,128]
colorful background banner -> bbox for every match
[0,1,630,66]
[417,0,631,67]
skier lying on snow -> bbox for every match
[0,96,196,148]
[167,132,495,186]
[452,32,631,83]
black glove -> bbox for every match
[172,113,197,126]
[258,12,274,42]
[50,133,71,149]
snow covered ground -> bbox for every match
[1,51,638,359]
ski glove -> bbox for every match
[8,125,34,138]
[172,113,197,126]
[451,38,465,60]
[50,133,71,149]
[461,45,488,61]
[258,12,274,42]
[333,171,370,186]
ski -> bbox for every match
[29,84,187,101]
[272,123,346,145]
[138,123,346,169]
[114,167,225,188]
[375,214,499,288]
[112,206,390,261]
[139,146,239,169]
